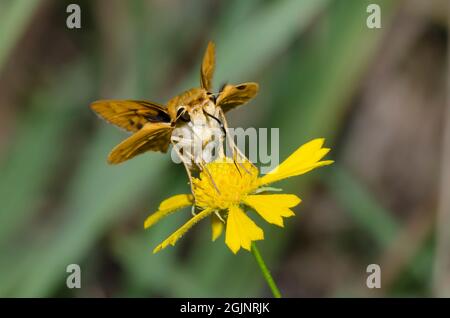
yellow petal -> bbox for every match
[211,213,224,241]
[225,205,264,254]
[244,194,300,227]
[159,194,194,210]
[153,208,214,253]
[144,194,194,229]
[259,138,333,186]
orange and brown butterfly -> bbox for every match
[90,41,259,165]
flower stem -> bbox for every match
[251,242,282,298]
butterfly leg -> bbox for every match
[198,161,221,195]
[171,140,195,197]
[217,108,254,175]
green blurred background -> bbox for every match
[0,0,448,297]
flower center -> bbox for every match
[192,158,259,210]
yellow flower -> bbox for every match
[144,138,333,254]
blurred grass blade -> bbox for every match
[327,165,434,295]
[0,63,94,245]
[0,0,41,71]
[326,165,398,247]
[215,0,329,82]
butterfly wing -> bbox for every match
[90,100,171,132]
[200,41,215,91]
[216,82,259,113]
[108,122,173,164]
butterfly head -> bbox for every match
[168,88,219,125]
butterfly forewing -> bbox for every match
[90,100,171,132]
[216,82,259,113]
[108,122,173,164]
[200,41,215,91]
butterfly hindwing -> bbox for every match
[216,82,259,113]
[108,122,173,164]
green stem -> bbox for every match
[251,242,282,298]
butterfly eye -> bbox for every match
[176,107,190,122]
[176,107,184,118]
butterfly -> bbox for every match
[90,41,259,169]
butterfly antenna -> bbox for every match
[203,110,226,136]
[233,160,243,177]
